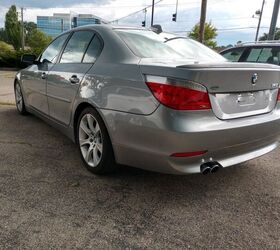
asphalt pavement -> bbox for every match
[0,105,279,249]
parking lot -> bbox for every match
[0,72,279,249]
[0,70,16,105]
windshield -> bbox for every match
[116,29,226,62]
[166,38,226,61]
[116,29,185,59]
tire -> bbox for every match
[14,81,28,115]
[77,107,117,174]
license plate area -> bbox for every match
[209,89,278,120]
[236,92,256,106]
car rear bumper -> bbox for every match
[100,104,280,174]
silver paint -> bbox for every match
[15,25,280,174]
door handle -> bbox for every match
[41,72,47,79]
[69,75,80,84]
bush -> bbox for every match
[0,41,17,67]
[0,41,32,68]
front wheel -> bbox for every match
[14,81,28,115]
[77,107,117,174]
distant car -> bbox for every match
[220,42,280,65]
[14,25,280,175]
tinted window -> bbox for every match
[83,35,103,63]
[40,34,68,63]
[60,31,94,63]
[245,47,280,65]
[246,48,262,62]
[166,38,226,61]
[221,47,245,62]
[116,29,184,59]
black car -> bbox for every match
[220,42,280,65]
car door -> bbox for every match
[46,30,103,125]
[22,33,69,114]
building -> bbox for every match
[37,13,101,37]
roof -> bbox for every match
[236,41,280,47]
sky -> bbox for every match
[0,0,279,46]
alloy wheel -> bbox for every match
[79,114,103,167]
[15,83,23,112]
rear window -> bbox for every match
[116,29,184,59]
[116,29,225,62]
[166,38,226,61]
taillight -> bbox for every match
[277,89,280,101]
[146,75,211,110]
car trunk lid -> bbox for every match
[140,60,280,120]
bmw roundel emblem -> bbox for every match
[251,73,258,85]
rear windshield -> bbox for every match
[116,29,184,59]
[116,29,225,61]
[166,38,226,61]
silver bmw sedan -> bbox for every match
[15,25,280,175]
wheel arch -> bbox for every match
[73,102,114,148]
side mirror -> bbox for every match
[21,54,37,65]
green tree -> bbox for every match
[0,41,17,67]
[26,29,52,56]
[259,28,280,41]
[0,28,8,43]
[24,22,37,36]
[5,5,21,50]
[189,22,217,49]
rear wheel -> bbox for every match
[77,107,117,174]
[14,81,28,115]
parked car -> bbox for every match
[15,25,280,175]
[220,41,280,65]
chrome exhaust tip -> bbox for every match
[200,161,223,175]
[200,163,211,175]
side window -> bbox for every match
[246,48,262,62]
[60,31,94,63]
[221,48,245,62]
[258,47,280,65]
[40,34,69,63]
[83,35,103,63]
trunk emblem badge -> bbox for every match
[251,73,258,85]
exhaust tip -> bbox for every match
[200,161,223,175]
[200,163,211,175]
[210,164,220,173]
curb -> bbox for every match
[0,101,16,106]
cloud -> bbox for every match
[0,0,277,45]
[1,0,114,8]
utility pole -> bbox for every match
[151,0,155,26]
[172,0,179,22]
[20,7,24,50]
[268,0,280,40]
[255,0,265,42]
[199,0,207,43]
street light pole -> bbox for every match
[255,0,265,42]
[268,0,280,40]
[151,0,155,26]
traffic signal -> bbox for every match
[142,21,146,27]
[172,13,177,22]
